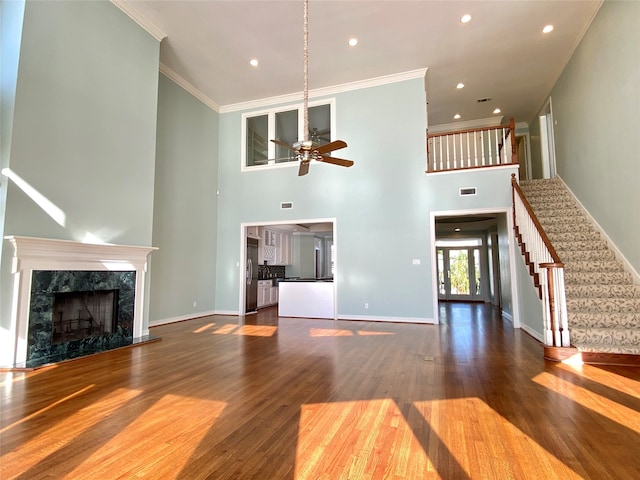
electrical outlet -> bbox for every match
[365,303,369,309]
[193,301,197,308]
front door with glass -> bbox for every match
[437,247,482,301]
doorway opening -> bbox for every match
[240,219,336,316]
[431,209,520,328]
[539,98,557,179]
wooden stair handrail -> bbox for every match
[511,174,563,266]
[427,118,513,139]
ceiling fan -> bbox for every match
[271,0,354,177]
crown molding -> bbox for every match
[110,1,167,41]
[160,64,220,112]
[428,116,504,134]
[220,68,428,113]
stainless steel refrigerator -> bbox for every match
[245,237,259,312]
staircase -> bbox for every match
[519,178,640,363]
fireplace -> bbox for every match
[3,236,156,369]
[26,269,138,365]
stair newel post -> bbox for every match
[541,264,559,346]
[541,263,569,347]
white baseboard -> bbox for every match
[502,310,513,322]
[339,314,434,324]
[558,175,640,284]
[148,310,217,327]
[520,323,544,343]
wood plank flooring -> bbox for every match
[2,303,639,479]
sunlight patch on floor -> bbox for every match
[0,387,142,475]
[213,324,239,335]
[295,399,432,479]
[415,397,590,477]
[66,395,227,479]
[356,330,395,336]
[235,325,278,337]
[309,328,354,337]
[193,323,216,333]
[532,371,640,432]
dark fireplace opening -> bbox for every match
[52,289,119,344]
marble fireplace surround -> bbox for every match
[5,236,156,367]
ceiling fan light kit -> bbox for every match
[271,0,354,176]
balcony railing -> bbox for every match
[427,118,518,173]
[511,174,570,348]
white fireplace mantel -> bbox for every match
[4,236,157,366]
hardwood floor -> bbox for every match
[2,303,639,479]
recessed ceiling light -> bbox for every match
[493,108,501,114]
[454,114,461,119]
[543,25,554,33]
[461,14,472,24]
[456,83,465,89]
[348,37,358,47]
[249,58,259,67]
[454,228,462,232]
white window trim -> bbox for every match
[241,98,336,173]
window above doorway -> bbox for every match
[241,99,335,172]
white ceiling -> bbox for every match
[119,0,602,126]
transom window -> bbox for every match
[241,99,335,171]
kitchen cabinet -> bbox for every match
[260,228,277,265]
[260,228,292,266]
[257,280,271,308]
[257,280,278,308]
[277,231,293,265]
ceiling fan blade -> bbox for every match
[298,161,310,176]
[271,139,298,152]
[316,155,354,168]
[314,140,347,155]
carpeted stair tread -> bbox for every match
[547,231,601,243]
[554,240,609,251]
[570,327,640,347]
[559,250,616,262]
[536,214,590,225]
[568,312,640,329]
[542,223,595,234]
[564,271,633,285]
[566,297,640,313]
[572,343,640,355]
[565,284,640,298]
[564,260,625,273]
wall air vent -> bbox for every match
[476,97,492,103]
[460,187,477,196]
[280,201,293,210]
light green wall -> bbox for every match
[0,1,160,364]
[544,0,639,272]
[528,116,543,179]
[150,74,219,322]
[216,78,518,320]
[0,0,25,244]
[3,0,159,245]
[515,250,544,340]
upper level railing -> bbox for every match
[427,118,518,173]
[511,174,570,348]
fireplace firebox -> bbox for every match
[52,289,119,344]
